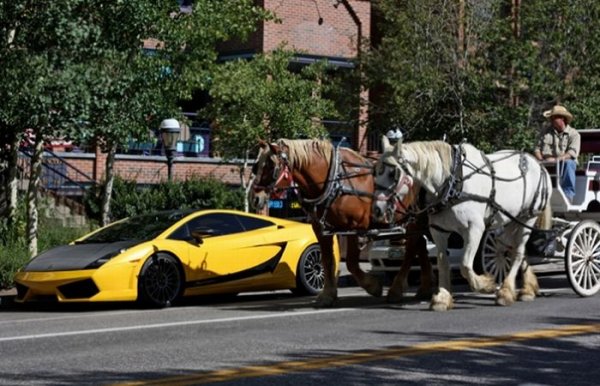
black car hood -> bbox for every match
[24,240,139,272]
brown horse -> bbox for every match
[250,138,433,306]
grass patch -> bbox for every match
[0,219,94,290]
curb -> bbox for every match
[0,288,16,297]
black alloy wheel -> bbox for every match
[138,253,183,308]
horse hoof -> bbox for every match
[386,291,403,304]
[430,288,454,311]
[364,276,383,297]
[495,288,515,306]
[367,286,383,298]
[474,274,497,294]
[314,295,337,308]
[518,292,536,302]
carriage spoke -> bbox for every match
[589,260,600,280]
[573,260,586,280]
[571,258,584,268]
[583,228,600,255]
[573,237,587,257]
[586,267,596,289]
[587,265,598,288]
[488,263,498,277]
[581,269,589,290]
[588,228,600,249]
[483,258,495,272]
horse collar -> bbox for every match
[426,144,465,214]
[298,146,340,207]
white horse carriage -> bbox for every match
[373,129,600,311]
[480,129,600,297]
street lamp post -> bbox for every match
[159,118,181,182]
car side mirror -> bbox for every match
[190,227,218,244]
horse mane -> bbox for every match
[276,138,334,169]
[391,140,453,179]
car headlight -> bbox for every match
[85,249,126,269]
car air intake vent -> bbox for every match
[58,279,99,299]
[15,283,29,300]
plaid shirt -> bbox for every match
[534,125,580,161]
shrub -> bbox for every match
[84,176,245,221]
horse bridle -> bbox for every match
[375,157,415,220]
[252,148,293,195]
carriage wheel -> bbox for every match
[477,230,510,285]
[565,220,600,297]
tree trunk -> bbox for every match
[26,136,44,257]
[101,142,117,226]
[241,150,252,213]
[7,134,20,227]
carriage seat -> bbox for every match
[544,156,600,208]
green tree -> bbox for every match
[364,0,475,143]
[202,48,338,210]
[78,0,269,225]
[0,0,93,255]
[463,0,600,151]
[0,0,270,253]
[365,0,600,151]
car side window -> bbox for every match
[169,213,245,240]
[237,215,274,231]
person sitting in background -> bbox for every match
[533,105,580,203]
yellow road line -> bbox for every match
[116,323,600,386]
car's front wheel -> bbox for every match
[138,253,183,308]
[292,244,325,296]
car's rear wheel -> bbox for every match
[138,253,183,308]
[292,244,324,296]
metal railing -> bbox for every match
[18,148,97,197]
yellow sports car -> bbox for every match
[14,209,338,307]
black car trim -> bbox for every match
[185,242,287,288]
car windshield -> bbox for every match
[79,211,190,243]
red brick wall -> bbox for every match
[34,152,248,187]
[219,1,371,60]
[263,0,370,58]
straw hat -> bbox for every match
[543,105,573,123]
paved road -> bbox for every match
[1,273,600,385]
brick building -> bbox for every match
[41,0,372,190]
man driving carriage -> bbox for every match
[533,105,581,203]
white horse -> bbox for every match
[373,136,552,311]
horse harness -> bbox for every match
[399,144,551,232]
[278,144,373,232]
